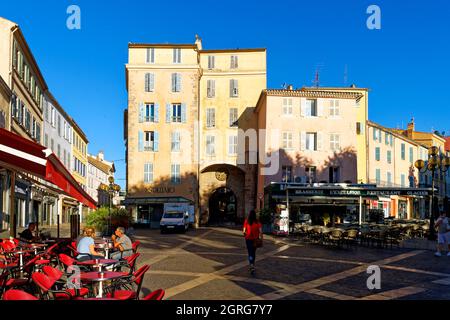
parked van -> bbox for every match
[160,211,189,234]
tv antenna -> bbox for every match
[312,63,324,88]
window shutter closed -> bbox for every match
[317,132,323,150]
[166,104,171,123]
[176,73,182,92]
[211,80,215,97]
[154,103,159,123]
[300,132,306,150]
[145,74,149,92]
[154,131,159,152]
[171,74,176,92]
[317,99,324,117]
[181,103,187,123]
[139,103,144,123]
[138,131,144,152]
[149,73,154,91]
[230,79,234,97]
[300,99,306,117]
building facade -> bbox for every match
[124,36,266,227]
[87,151,117,206]
[0,75,11,130]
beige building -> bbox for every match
[124,36,266,227]
[0,75,11,130]
[87,152,117,206]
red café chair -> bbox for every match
[132,240,141,254]
[5,255,45,290]
[2,289,39,301]
[114,253,140,275]
[106,264,150,300]
[32,272,89,300]
[142,289,165,301]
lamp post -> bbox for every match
[414,146,450,240]
[99,176,121,235]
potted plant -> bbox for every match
[85,207,109,236]
[258,207,274,233]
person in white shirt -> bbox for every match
[434,211,450,257]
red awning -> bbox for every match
[0,128,97,209]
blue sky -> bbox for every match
[1,0,449,188]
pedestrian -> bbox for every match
[110,227,133,260]
[243,210,263,275]
[434,211,450,257]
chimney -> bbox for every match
[97,151,104,161]
[195,34,202,50]
[286,84,293,90]
[406,118,415,138]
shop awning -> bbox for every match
[0,128,97,209]
[123,196,193,205]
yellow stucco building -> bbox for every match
[71,120,88,190]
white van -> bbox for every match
[160,211,189,234]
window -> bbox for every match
[228,135,237,155]
[356,122,363,135]
[305,99,317,117]
[390,134,393,146]
[229,108,238,127]
[207,80,215,98]
[375,147,381,161]
[282,132,293,150]
[283,98,293,115]
[329,167,340,183]
[144,131,155,151]
[306,167,316,184]
[144,163,153,183]
[171,73,182,92]
[25,109,31,132]
[401,174,406,187]
[330,100,340,117]
[385,133,390,145]
[173,48,181,64]
[409,147,414,163]
[206,108,215,128]
[330,134,340,151]
[171,164,181,184]
[387,150,392,164]
[401,143,406,160]
[376,169,381,185]
[282,166,292,182]
[32,117,36,138]
[146,48,155,64]
[208,55,215,69]
[171,131,181,152]
[67,152,71,170]
[57,144,61,159]
[51,107,56,127]
[171,104,182,122]
[306,132,317,151]
[373,128,378,141]
[51,139,54,152]
[230,55,238,69]
[206,135,215,155]
[44,134,48,147]
[387,172,392,186]
[230,79,238,97]
[145,103,155,122]
[145,73,155,92]
[57,115,61,137]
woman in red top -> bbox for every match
[243,210,263,274]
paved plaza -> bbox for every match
[132,227,450,300]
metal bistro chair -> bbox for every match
[342,229,359,248]
[328,229,344,247]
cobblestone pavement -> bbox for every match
[132,227,450,300]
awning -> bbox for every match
[123,196,193,206]
[0,128,97,209]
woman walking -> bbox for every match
[243,210,263,275]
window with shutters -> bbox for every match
[229,108,238,127]
[282,166,292,182]
[206,108,215,128]
[230,79,238,97]
[228,135,238,155]
[44,134,48,147]
[57,115,61,137]
[144,163,153,183]
[401,143,406,160]
[57,144,61,159]
[387,172,392,186]
[145,104,155,122]
[146,48,155,64]
[356,122,363,135]
[306,132,317,151]
[171,104,182,122]
[375,147,381,161]
[208,55,215,69]
[144,131,155,151]
[330,100,340,117]
[145,73,155,92]
[31,118,36,138]
[330,134,340,151]
[51,139,54,152]
[283,98,293,115]
[171,131,181,152]
[25,109,31,132]
[171,164,181,184]
[171,73,181,92]
[51,107,56,127]
[376,169,381,185]
[373,128,378,141]
[282,132,293,150]
[306,167,317,184]
[387,150,392,164]
[206,135,215,156]
[409,147,414,163]
[173,48,181,64]
[401,174,406,187]
[230,55,238,69]
[385,133,390,145]
[329,167,340,183]
[305,99,317,117]
[207,80,215,98]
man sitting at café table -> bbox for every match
[110,227,133,260]
[77,227,104,262]
[19,222,40,243]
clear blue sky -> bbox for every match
[1,0,449,189]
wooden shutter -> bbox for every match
[154,131,159,152]
[149,73,154,91]
[300,99,306,117]
[154,103,159,123]
[138,103,144,123]
[138,131,143,152]
[317,132,323,151]
[211,80,215,97]
[317,99,324,117]
[176,73,181,92]
[166,104,171,123]
[181,103,187,123]
[145,74,150,92]
[300,132,306,151]
[171,73,176,92]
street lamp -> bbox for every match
[99,176,121,235]
[415,146,450,240]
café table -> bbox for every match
[23,243,48,255]
[78,259,118,272]
[80,271,127,298]
[94,240,114,259]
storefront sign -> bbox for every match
[147,187,176,194]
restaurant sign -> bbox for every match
[281,187,432,197]
[147,186,176,194]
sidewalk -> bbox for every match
[399,238,438,251]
